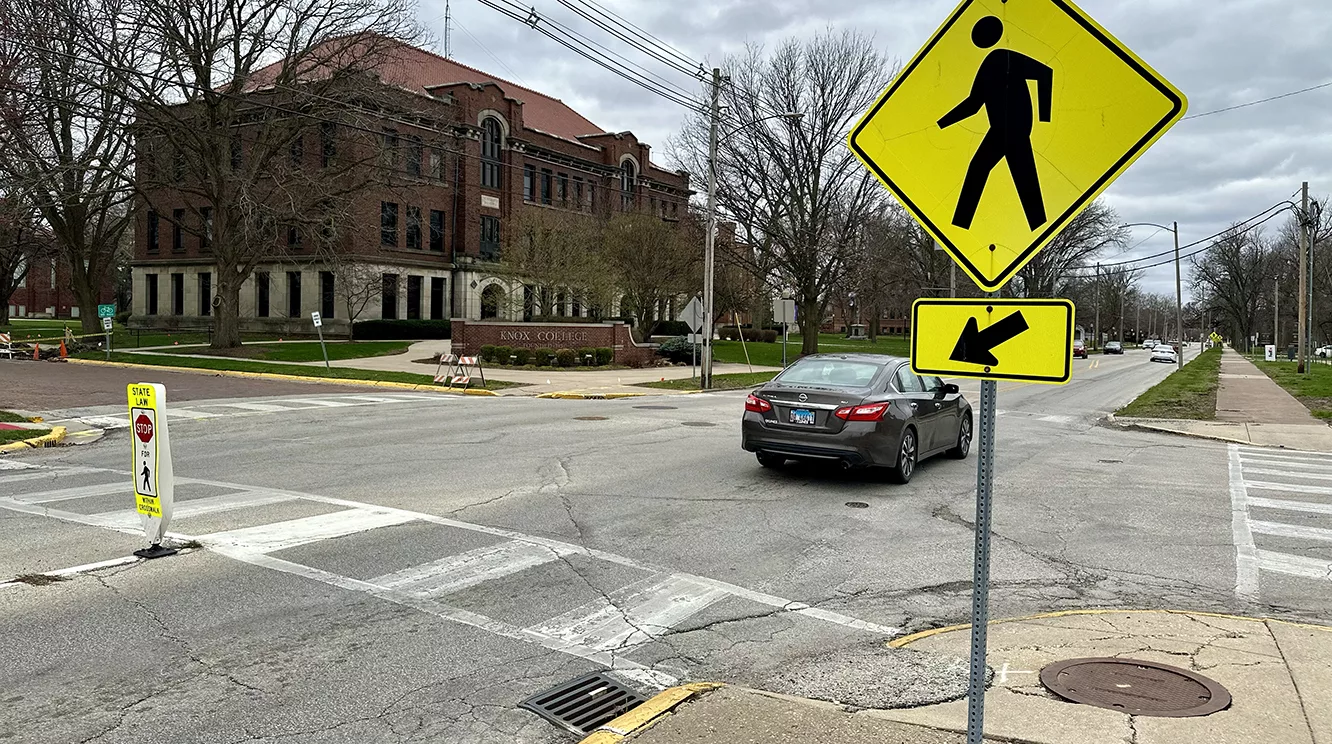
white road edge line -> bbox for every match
[1229,444,1260,600]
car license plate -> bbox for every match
[790,409,816,425]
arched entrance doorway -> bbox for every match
[480,284,505,319]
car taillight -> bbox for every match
[745,394,772,413]
[834,402,889,421]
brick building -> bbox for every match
[129,37,692,336]
[6,255,116,320]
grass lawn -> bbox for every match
[637,371,778,391]
[76,352,521,390]
[1250,359,1332,419]
[1117,347,1222,420]
[2,319,282,350]
[0,429,40,444]
[710,333,911,367]
[154,341,410,363]
[0,411,29,423]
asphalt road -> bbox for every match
[3,345,1329,743]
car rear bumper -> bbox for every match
[740,413,897,467]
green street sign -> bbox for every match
[98,304,116,318]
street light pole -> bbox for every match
[1173,221,1183,371]
[1298,181,1309,374]
[701,67,721,390]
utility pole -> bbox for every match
[1299,182,1309,374]
[1173,221,1183,370]
[1093,263,1100,351]
[1275,279,1280,350]
[1135,296,1140,347]
[700,67,722,389]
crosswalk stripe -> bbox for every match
[370,540,562,597]
[199,508,416,553]
[86,490,299,530]
[210,402,300,413]
[526,574,730,652]
[1238,448,1332,462]
[338,395,400,403]
[1243,468,1332,482]
[0,460,38,471]
[1255,549,1332,580]
[165,408,221,419]
[1249,520,1332,543]
[1247,497,1332,516]
[78,415,129,428]
[1245,481,1332,497]
[1240,458,1332,475]
[10,482,125,504]
[268,399,356,408]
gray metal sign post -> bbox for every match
[311,312,330,369]
[966,375,998,744]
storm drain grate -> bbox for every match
[633,405,678,410]
[681,421,716,427]
[1040,657,1231,717]
[519,672,647,735]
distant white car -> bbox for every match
[1316,345,1332,358]
[1150,344,1178,364]
[1143,339,1159,350]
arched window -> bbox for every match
[481,118,502,189]
[620,160,636,210]
[480,283,505,319]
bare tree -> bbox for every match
[1192,224,1276,353]
[0,195,53,325]
[601,211,702,339]
[1012,201,1126,298]
[94,0,423,348]
[0,0,138,332]
[673,30,895,354]
[500,205,613,318]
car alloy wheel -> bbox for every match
[950,416,972,459]
[891,428,917,484]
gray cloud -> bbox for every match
[436,0,1332,298]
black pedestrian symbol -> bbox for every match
[938,16,1053,231]
[141,464,152,492]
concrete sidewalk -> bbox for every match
[1118,349,1332,451]
[610,610,1332,744]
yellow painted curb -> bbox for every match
[537,392,646,400]
[67,358,500,396]
[579,683,721,743]
[888,608,1332,649]
[0,426,67,453]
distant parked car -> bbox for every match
[1150,344,1179,364]
[1104,341,1123,355]
[1316,345,1332,358]
[1072,339,1088,359]
[1143,339,1159,350]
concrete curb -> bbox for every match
[538,392,647,400]
[67,358,500,396]
[0,426,67,453]
[1107,414,1316,450]
[579,683,722,743]
[887,608,1332,649]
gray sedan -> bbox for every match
[741,354,973,483]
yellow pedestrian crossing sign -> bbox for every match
[850,0,1187,292]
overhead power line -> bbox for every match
[1183,79,1332,121]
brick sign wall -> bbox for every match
[451,320,655,365]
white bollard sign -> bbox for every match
[128,383,177,558]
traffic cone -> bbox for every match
[59,340,67,359]
[32,342,39,360]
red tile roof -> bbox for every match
[249,35,604,141]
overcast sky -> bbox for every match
[426,0,1332,299]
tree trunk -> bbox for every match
[212,274,243,349]
[73,281,101,335]
[868,313,880,343]
[799,295,820,355]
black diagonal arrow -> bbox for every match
[949,311,1030,367]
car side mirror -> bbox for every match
[941,383,959,396]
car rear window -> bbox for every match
[777,359,881,387]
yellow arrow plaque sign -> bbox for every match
[850,0,1187,292]
[912,299,1075,384]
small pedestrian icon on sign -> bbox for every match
[938,16,1052,231]
[141,464,153,493]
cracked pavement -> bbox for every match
[2,350,1330,742]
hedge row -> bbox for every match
[479,345,614,367]
[352,319,452,340]
[718,325,779,343]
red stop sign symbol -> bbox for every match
[135,414,154,443]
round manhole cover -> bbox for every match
[845,502,869,509]
[1040,658,1231,717]
[681,421,716,427]
[573,416,608,421]
[633,405,678,410]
